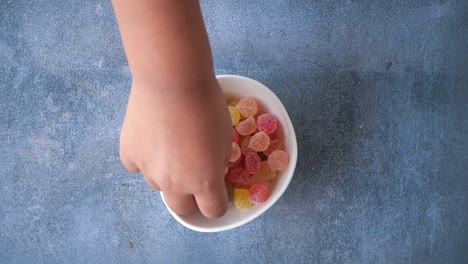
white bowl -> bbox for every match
[161,74,298,232]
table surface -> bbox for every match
[1,0,467,263]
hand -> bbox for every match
[119,79,232,218]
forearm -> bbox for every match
[112,0,216,91]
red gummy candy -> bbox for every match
[263,139,284,156]
[248,183,269,204]
[228,167,251,186]
[245,151,261,174]
[257,113,278,135]
[228,154,244,169]
[248,131,271,152]
[230,142,241,163]
[268,150,289,171]
[232,127,239,143]
[235,116,257,136]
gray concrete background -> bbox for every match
[1,0,467,263]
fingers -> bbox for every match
[163,192,198,216]
[194,181,228,218]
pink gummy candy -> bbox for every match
[230,142,241,163]
[245,151,261,174]
[248,131,271,152]
[240,136,253,156]
[263,139,284,156]
[235,116,257,136]
[228,154,244,169]
[228,167,251,186]
[248,183,269,204]
[257,113,278,135]
[268,150,289,171]
[232,127,239,143]
[235,97,258,117]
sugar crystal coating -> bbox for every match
[235,97,258,117]
[234,188,253,209]
[245,151,261,174]
[248,131,271,152]
[228,167,251,186]
[230,142,241,163]
[257,113,278,135]
[228,106,241,126]
[263,139,284,156]
[235,116,257,136]
[248,184,269,204]
[268,150,290,171]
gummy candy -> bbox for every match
[228,106,240,126]
[227,167,251,186]
[263,139,284,156]
[248,184,269,204]
[240,136,253,156]
[257,113,278,135]
[235,97,258,117]
[245,151,261,174]
[230,142,241,163]
[254,161,277,181]
[249,173,272,188]
[248,131,270,152]
[228,154,244,169]
[268,150,289,171]
[232,127,239,143]
[235,116,257,136]
[234,188,253,209]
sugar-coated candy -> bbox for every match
[263,139,284,156]
[228,167,251,186]
[235,116,257,136]
[255,161,277,181]
[230,142,241,163]
[248,184,269,204]
[235,97,258,117]
[228,154,244,168]
[228,106,241,126]
[257,113,278,135]
[245,152,261,174]
[241,136,253,156]
[234,188,253,209]
[248,131,271,152]
[268,150,289,171]
[232,127,239,143]
[249,173,272,188]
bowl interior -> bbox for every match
[161,75,298,232]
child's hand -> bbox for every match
[119,80,232,218]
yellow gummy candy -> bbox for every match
[234,188,253,209]
[228,106,241,126]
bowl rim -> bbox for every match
[161,74,298,232]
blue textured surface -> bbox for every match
[1,0,467,263]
